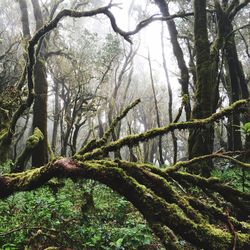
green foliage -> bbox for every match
[0,160,13,174]
[1,243,17,250]
[212,165,250,192]
[0,180,157,249]
[240,122,250,134]
[100,33,121,64]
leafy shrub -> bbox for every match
[0,180,159,249]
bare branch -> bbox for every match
[167,151,250,172]
[228,0,250,20]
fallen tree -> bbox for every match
[1,99,250,249]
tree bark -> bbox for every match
[188,0,214,177]
[31,0,49,166]
[32,59,48,166]
[154,0,191,121]
[18,0,31,39]
[51,77,61,153]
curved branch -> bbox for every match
[0,158,249,249]
[228,0,250,20]
[76,99,250,161]
[78,98,140,155]
[167,151,250,172]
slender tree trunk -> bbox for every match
[32,59,48,166]
[51,78,61,153]
[31,0,48,166]
[18,0,31,39]
[154,0,191,121]
[148,52,164,165]
[161,23,178,164]
[17,0,48,167]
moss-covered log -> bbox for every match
[0,158,250,249]
[1,100,250,248]
[188,0,217,177]
[169,171,250,215]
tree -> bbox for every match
[0,1,250,249]
[155,0,191,121]
[187,0,217,177]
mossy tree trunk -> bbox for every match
[32,59,48,166]
[31,0,49,166]
[188,0,216,177]
[215,1,250,151]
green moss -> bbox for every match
[75,99,250,162]
[13,128,44,172]
[1,158,250,248]
[0,128,7,141]
[27,127,44,148]
[76,99,140,156]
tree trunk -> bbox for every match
[32,59,48,166]
[51,77,61,153]
[154,0,191,121]
[188,0,214,177]
[161,23,178,164]
[18,0,31,39]
[148,52,164,165]
[31,0,49,166]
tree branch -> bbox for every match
[76,99,250,161]
[228,0,250,20]
[167,151,250,172]
[0,158,250,249]
[78,98,140,155]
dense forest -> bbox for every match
[0,0,250,249]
